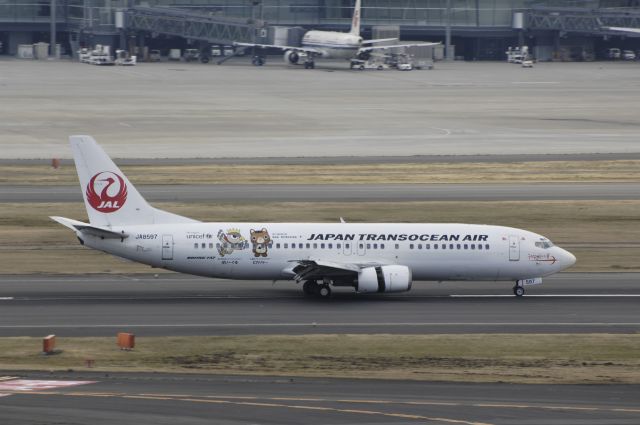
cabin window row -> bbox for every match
[408,243,490,251]
[274,242,387,250]
[194,242,490,251]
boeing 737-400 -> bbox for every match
[52,136,576,298]
[234,0,439,68]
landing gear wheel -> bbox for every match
[304,61,315,69]
[317,284,331,298]
[252,56,265,66]
[513,285,525,297]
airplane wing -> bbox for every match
[287,258,389,282]
[359,42,441,53]
[361,37,398,44]
[603,26,640,34]
[233,42,323,55]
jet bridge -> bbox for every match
[525,7,640,36]
[125,6,259,45]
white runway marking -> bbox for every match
[450,294,640,298]
[511,81,560,85]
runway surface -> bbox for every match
[3,182,640,203]
[0,371,638,424]
[4,151,640,165]
[3,60,640,159]
[0,273,638,337]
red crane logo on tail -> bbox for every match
[86,172,128,213]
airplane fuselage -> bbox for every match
[301,30,362,59]
[83,222,573,282]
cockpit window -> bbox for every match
[535,240,554,249]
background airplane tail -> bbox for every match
[350,0,361,35]
[70,135,197,227]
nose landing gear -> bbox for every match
[513,284,525,297]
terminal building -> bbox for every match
[1,0,639,60]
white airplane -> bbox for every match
[52,136,576,298]
[234,0,439,69]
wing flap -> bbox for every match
[288,259,387,282]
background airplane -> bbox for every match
[234,0,439,68]
[52,136,576,298]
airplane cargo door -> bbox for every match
[162,235,174,260]
[509,235,520,261]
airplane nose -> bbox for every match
[561,249,576,268]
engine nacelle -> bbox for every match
[357,265,412,293]
[284,50,300,64]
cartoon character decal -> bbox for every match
[250,228,271,257]
[217,229,249,257]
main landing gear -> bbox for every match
[303,280,331,298]
[513,284,525,297]
[251,55,265,66]
[303,60,315,69]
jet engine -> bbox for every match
[284,50,300,64]
[356,265,412,293]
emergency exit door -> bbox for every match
[509,235,520,261]
[162,235,174,260]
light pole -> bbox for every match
[445,0,452,60]
[50,0,57,57]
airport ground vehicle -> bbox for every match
[184,49,199,62]
[608,48,622,59]
[149,49,161,62]
[350,59,387,70]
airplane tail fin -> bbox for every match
[69,135,197,227]
[350,0,361,35]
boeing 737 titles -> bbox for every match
[52,136,576,298]
[234,0,439,69]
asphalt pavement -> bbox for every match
[0,273,638,337]
[0,371,638,424]
[3,182,640,203]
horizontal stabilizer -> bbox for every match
[50,216,129,239]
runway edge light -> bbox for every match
[42,335,56,355]
[117,333,135,351]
